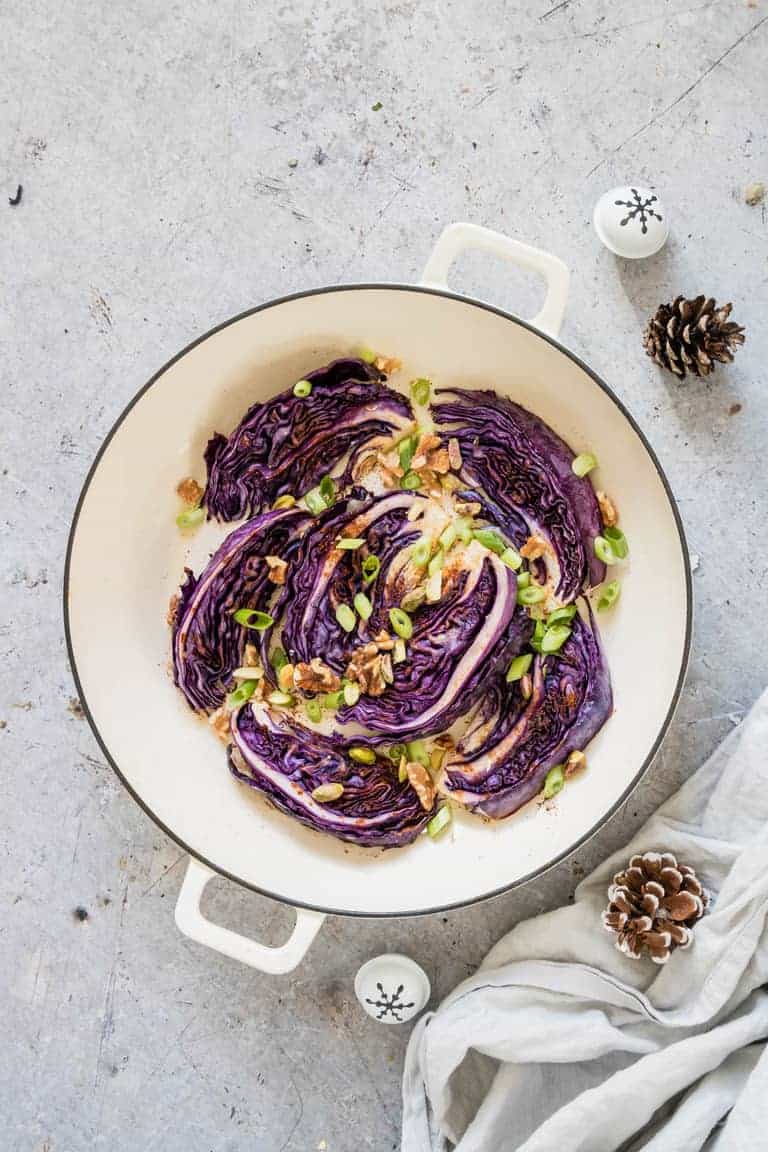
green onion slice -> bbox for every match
[388,743,407,762]
[267,690,294,707]
[389,607,413,640]
[428,549,445,577]
[293,379,312,398]
[455,517,474,544]
[176,506,205,530]
[501,547,522,570]
[353,592,372,621]
[336,537,365,551]
[393,638,407,664]
[530,618,546,653]
[335,604,356,633]
[604,526,629,559]
[472,528,506,555]
[304,487,327,516]
[542,764,565,799]
[427,806,452,838]
[399,434,417,473]
[343,682,361,706]
[362,555,380,584]
[233,608,274,630]
[594,535,618,565]
[357,345,377,364]
[226,679,257,708]
[518,585,546,606]
[410,377,432,406]
[305,698,323,723]
[439,523,458,551]
[516,570,531,590]
[572,452,598,478]
[406,739,430,766]
[506,652,533,682]
[546,605,577,627]
[398,759,408,782]
[322,689,344,711]
[541,624,571,654]
[349,746,376,765]
[270,646,288,672]
[312,782,344,803]
[319,474,336,506]
[597,579,621,611]
[401,470,422,490]
[272,493,296,510]
[412,536,431,567]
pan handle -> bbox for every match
[420,222,570,337]
[174,857,325,974]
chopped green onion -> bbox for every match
[399,434,417,473]
[322,689,344,711]
[412,536,432,567]
[597,579,621,611]
[362,555,380,584]
[427,806,452,838]
[406,739,430,766]
[428,549,444,577]
[337,537,365,551]
[349,746,376,764]
[305,698,323,723]
[455,517,474,544]
[354,592,373,621]
[319,474,336,506]
[410,377,432,406]
[388,743,407,762]
[541,625,571,654]
[439,523,458,551]
[231,665,264,680]
[293,379,312,398]
[518,585,546,606]
[389,606,413,640]
[305,487,327,516]
[530,618,546,652]
[516,570,531,590]
[594,535,618,565]
[506,653,533,682]
[542,764,565,799]
[604,526,629,559]
[357,345,377,364]
[401,470,422,490]
[501,547,522,570]
[335,604,356,633]
[393,638,407,664]
[343,682,361,706]
[472,528,506,555]
[271,646,288,672]
[398,760,408,782]
[176,506,205,530]
[312,782,344,803]
[272,493,296,510]
[226,679,257,708]
[233,608,274,630]
[546,605,578,627]
[572,452,598,478]
[267,690,294,707]
[400,586,426,613]
[425,570,442,603]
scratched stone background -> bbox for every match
[1,1,767,1149]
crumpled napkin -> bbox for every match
[402,689,768,1151]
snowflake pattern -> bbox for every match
[365,982,415,1021]
[614,189,663,234]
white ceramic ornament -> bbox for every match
[354,953,431,1024]
[593,185,669,259]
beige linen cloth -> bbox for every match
[402,689,768,1151]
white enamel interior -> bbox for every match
[67,287,690,916]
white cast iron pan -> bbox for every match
[65,224,691,973]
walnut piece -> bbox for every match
[167,592,180,626]
[565,750,586,777]
[176,477,204,506]
[293,658,341,693]
[243,643,261,667]
[345,642,390,696]
[596,490,618,528]
[456,500,481,516]
[520,535,548,561]
[374,355,402,375]
[403,760,436,811]
[448,437,463,470]
[265,555,288,585]
[208,707,231,744]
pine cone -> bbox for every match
[643,295,745,379]
[602,851,709,964]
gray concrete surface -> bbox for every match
[2,2,767,1148]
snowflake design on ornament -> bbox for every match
[614,189,663,234]
[365,982,415,1021]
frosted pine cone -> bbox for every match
[602,851,709,964]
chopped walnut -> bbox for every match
[208,707,231,744]
[167,592,180,626]
[293,658,341,693]
[345,643,390,696]
[427,448,451,475]
[596,491,618,528]
[243,643,261,667]
[403,759,436,811]
[520,535,549,561]
[374,355,402,375]
[565,750,586,777]
[176,477,204,506]
[456,500,481,516]
[352,452,378,481]
[448,437,463,470]
[411,432,442,470]
[372,629,395,651]
[265,555,288,585]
